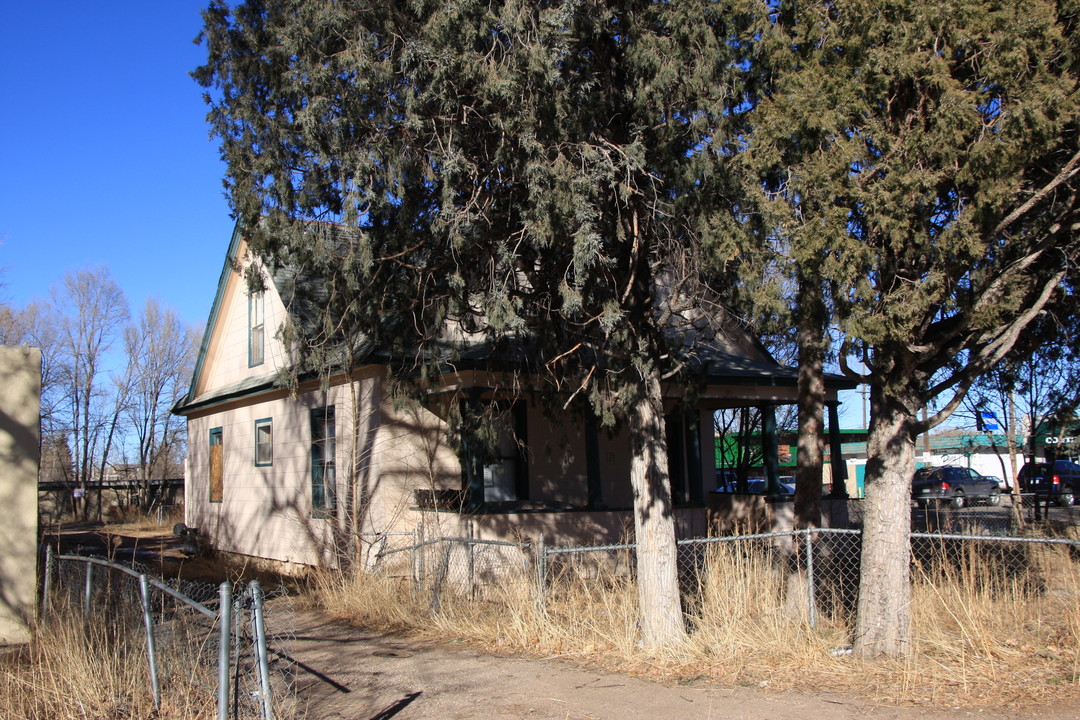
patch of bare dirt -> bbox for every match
[283,609,1078,720]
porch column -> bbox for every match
[827,402,849,498]
[585,411,604,509]
[760,405,783,499]
[462,438,485,511]
[687,411,703,505]
[461,390,486,511]
[513,402,530,501]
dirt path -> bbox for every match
[282,611,1076,720]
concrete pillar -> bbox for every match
[0,345,41,644]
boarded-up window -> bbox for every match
[209,427,223,503]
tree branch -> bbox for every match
[993,148,1080,238]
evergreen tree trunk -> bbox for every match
[794,274,826,529]
[853,386,917,658]
[628,368,686,648]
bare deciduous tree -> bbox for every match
[51,268,129,520]
[122,299,198,509]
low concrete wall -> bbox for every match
[0,346,41,644]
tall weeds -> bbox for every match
[1,579,293,720]
[304,536,1080,707]
[0,598,218,720]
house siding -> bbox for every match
[185,372,465,567]
[194,242,291,398]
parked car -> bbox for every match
[714,471,798,495]
[746,476,796,495]
[715,469,738,491]
[983,475,1012,493]
[1017,460,1080,507]
[912,466,1000,509]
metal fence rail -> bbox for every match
[41,547,289,720]
[529,527,1080,630]
[363,522,533,609]
[373,519,1080,635]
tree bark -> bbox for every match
[794,275,826,529]
[853,387,917,658]
[628,368,686,648]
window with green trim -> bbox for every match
[311,406,335,514]
[249,290,265,366]
[254,418,273,466]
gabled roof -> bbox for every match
[174,220,854,415]
[173,220,369,416]
[174,223,245,414]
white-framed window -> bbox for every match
[255,418,273,466]
[249,290,265,366]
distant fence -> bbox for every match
[41,547,291,720]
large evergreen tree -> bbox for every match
[196,0,751,647]
[743,0,1080,656]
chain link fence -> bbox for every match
[360,524,533,611]
[525,526,1080,633]
[42,548,295,720]
[356,516,1080,636]
[909,492,1080,534]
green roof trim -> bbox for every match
[175,221,244,413]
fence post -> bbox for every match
[139,574,161,710]
[466,520,475,600]
[249,580,274,720]
[430,540,452,614]
[410,525,418,593]
[83,562,93,620]
[218,582,232,720]
[412,521,425,594]
[535,533,546,613]
[804,530,817,629]
[42,545,54,615]
[419,521,426,590]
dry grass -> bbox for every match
[3,563,300,720]
[0,600,219,720]
[303,536,1080,709]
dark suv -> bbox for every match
[912,466,1000,509]
[1018,460,1080,507]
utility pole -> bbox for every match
[922,407,931,461]
[858,384,870,430]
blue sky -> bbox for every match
[0,1,234,327]
[0,1,872,428]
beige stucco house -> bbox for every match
[174,224,854,570]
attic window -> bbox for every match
[249,290,265,366]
